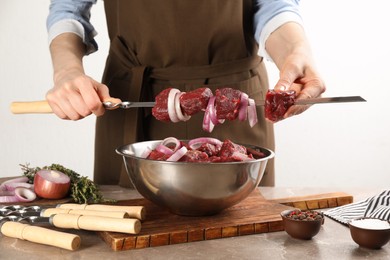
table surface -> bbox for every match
[1,186,389,260]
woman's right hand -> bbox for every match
[47,33,121,120]
[46,69,120,120]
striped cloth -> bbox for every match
[324,190,390,225]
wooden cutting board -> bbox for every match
[97,190,353,251]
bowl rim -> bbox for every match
[348,217,390,231]
[116,139,275,165]
[280,209,324,223]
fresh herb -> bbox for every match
[20,163,115,204]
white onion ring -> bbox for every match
[247,98,258,127]
[238,93,249,121]
[175,92,191,121]
[167,146,188,162]
[167,88,181,122]
[188,137,223,150]
[155,136,182,155]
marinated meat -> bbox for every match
[152,87,257,132]
[219,139,247,159]
[147,150,170,161]
[152,88,171,122]
[145,137,263,162]
[179,150,209,162]
[265,89,297,122]
[180,88,213,115]
[215,88,241,120]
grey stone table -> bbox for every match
[1,186,389,260]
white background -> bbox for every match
[0,1,389,188]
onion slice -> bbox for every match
[3,182,33,191]
[247,98,258,127]
[0,176,29,191]
[167,146,188,162]
[238,93,249,121]
[0,187,36,203]
[167,88,181,122]
[188,137,223,150]
[34,170,71,199]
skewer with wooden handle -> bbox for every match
[41,208,130,219]
[1,221,80,251]
[50,214,141,234]
[57,203,146,220]
[10,100,52,114]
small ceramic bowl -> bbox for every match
[349,218,390,249]
[281,209,324,240]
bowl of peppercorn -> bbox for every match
[281,209,324,240]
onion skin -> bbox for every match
[34,170,71,199]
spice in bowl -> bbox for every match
[349,218,390,249]
[281,209,324,240]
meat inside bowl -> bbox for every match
[116,140,274,216]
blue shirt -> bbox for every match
[47,0,302,59]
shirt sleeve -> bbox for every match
[47,0,98,55]
[254,0,304,61]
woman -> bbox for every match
[46,0,325,187]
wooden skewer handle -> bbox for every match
[10,100,52,114]
[1,221,81,251]
[51,214,141,234]
[42,208,129,219]
[57,203,146,220]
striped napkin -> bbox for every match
[324,190,390,225]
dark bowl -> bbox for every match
[349,218,390,249]
[281,209,324,240]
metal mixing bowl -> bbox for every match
[116,140,274,216]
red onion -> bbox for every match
[247,98,258,127]
[167,146,188,162]
[34,170,71,199]
[188,137,223,150]
[140,147,152,158]
[175,92,191,121]
[238,93,249,121]
[168,88,180,122]
[3,182,33,191]
[231,151,254,161]
[0,176,29,191]
[202,108,215,133]
[0,187,36,203]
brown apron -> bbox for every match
[94,0,275,187]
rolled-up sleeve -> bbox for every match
[47,0,98,54]
[254,0,303,61]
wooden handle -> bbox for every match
[51,214,141,234]
[1,221,80,251]
[42,208,129,218]
[58,203,146,220]
[10,100,53,114]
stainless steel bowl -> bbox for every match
[116,140,274,216]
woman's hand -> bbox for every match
[46,68,117,120]
[266,22,326,120]
[47,33,120,120]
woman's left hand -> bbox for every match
[266,22,326,120]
